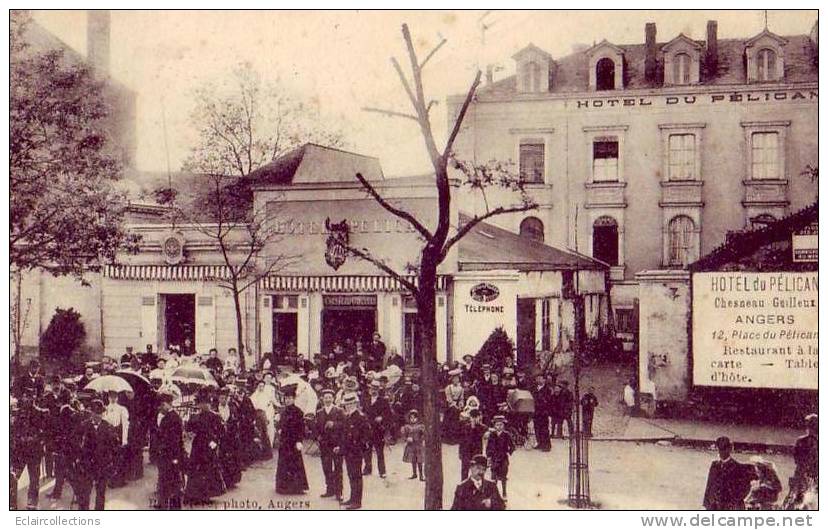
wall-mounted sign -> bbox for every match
[692,272,818,390]
[792,222,818,263]
[575,89,817,110]
[470,283,500,303]
[323,294,377,308]
[161,232,185,265]
[324,218,350,271]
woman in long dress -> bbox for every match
[183,391,226,503]
[275,386,309,494]
[442,373,465,444]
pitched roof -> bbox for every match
[476,33,817,96]
[689,202,818,272]
[457,213,607,271]
[246,143,384,187]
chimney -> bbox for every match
[87,10,110,75]
[645,22,657,84]
[486,64,494,85]
[706,20,718,77]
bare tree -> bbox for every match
[159,62,334,368]
[347,24,537,509]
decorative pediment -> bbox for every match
[585,39,625,57]
[745,29,788,48]
[512,43,553,61]
[661,33,703,52]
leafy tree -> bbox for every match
[10,11,135,279]
[40,308,86,361]
[476,327,516,369]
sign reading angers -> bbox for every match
[692,272,818,390]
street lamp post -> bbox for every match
[567,290,591,507]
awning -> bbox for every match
[103,265,448,292]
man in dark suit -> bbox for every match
[315,389,344,499]
[73,400,119,510]
[14,360,45,399]
[11,391,48,510]
[155,391,186,510]
[451,454,506,510]
[703,436,757,510]
[554,381,574,438]
[458,409,488,481]
[362,381,390,478]
[530,374,552,451]
[338,392,371,510]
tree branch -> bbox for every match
[362,107,418,121]
[443,70,481,159]
[391,57,419,112]
[344,244,419,294]
[419,38,447,70]
[354,172,432,240]
[440,203,538,260]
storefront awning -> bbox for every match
[103,265,448,292]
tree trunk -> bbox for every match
[417,261,443,510]
[231,284,246,372]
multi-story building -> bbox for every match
[447,20,818,341]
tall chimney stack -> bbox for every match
[706,20,718,77]
[87,10,110,75]
[645,22,657,84]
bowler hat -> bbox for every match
[89,399,105,414]
[341,392,359,406]
[470,454,488,468]
[492,415,507,424]
[282,384,298,398]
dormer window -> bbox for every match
[673,53,691,84]
[661,34,702,85]
[586,40,625,92]
[512,44,553,93]
[596,58,616,90]
[745,30,787,83]
[757,48,778,81]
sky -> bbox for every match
[32,10,817,177]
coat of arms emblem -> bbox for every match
[324,218,350,271]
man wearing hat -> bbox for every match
[11,390,48,510]
[72,399,119,510]
[183,389,226,503]
[485,415,515,500]
[553,381,574,438]
[788,413,818,507]
[458,409,488,481]
[451,454,505,510]
[362,380,391,477]
[155,391,185,510]
[338,392,371,509]
[315,388,344,499]
[702,436,758,510]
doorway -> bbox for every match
[273,312,298,361]
[516,298,536,368]
[160,293,195,351]
[321,308,376,354]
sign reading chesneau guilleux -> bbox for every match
[692,272,818,390]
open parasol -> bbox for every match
[170,366,218,387]
[85,375,133,393]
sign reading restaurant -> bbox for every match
[691,272,818,390]
[573,88,817,109]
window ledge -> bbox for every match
[609,265,626,282]
[742,179,789,185]
[661,180,703,187]
[585,181,627,188]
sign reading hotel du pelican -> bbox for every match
[691,272,818,390]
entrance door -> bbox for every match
[161,294,195,352]
[321,308,377,354]
[516,298,536,368]
[273,313,298,362]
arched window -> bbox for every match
[757,48,778,81]
[667,215,695,267]
[519,217,545,243]
[596,57,615,91]
[673,52,691,85]
[592,216,619,266]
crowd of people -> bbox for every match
[10,335,819,512]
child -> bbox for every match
[485,415,515,500]
[401,409,425,481]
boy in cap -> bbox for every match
[316,388,344,500]
[451,454,505,510]
[485,415,515,500]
